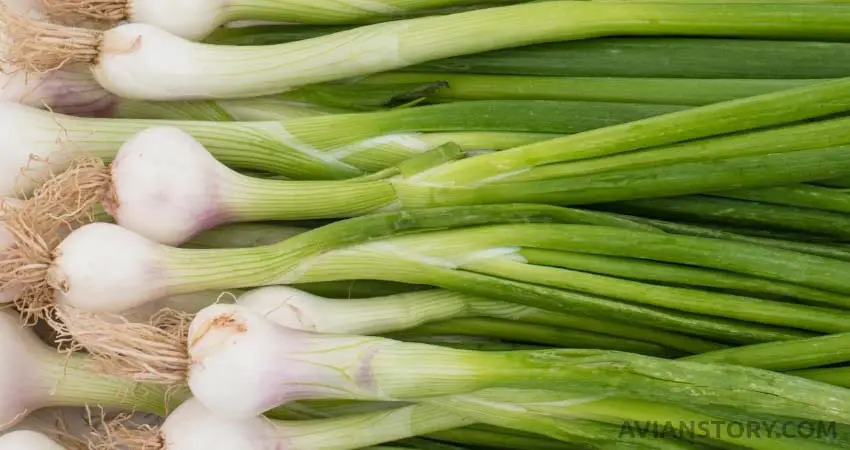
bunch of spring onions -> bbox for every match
[9,1,850,449]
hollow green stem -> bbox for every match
[354,72,813,106]
[387,346,850,428]
[387,318,679,356]
[523,248,850,308]
[615,214,850,262]
[513,309,724,354]
[436,391,838,450]
[323,223,850,295]
[602,196,850,241]
[499,114,850,183]
[712,184,850,214]
[789,367,850,388]
[416,77,850,184]
[463,257,850,334]
[395,146,850,209]
[683,332,850,371]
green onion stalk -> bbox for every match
[184,302,850,425]
[684,332,850,372]
[12,3,850,101]
[597,196,850,242]
[236,285,716,354]
[710,184,850,215]
[495,112,850,184]
[261,223,850,332]
[346,72,815,106]
[387,318,685,356]
[430,390,847,450]
[1,98,659,195]
[201,28,850,79]
[518,249,850,309]
[26,206,849,346]
[415,76,850,185]
[611,214,850,263]
[23,119,850,249]
[791,367,850,389]
[0,309,187,432]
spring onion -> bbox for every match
[5,203,650,312]
[23,123,850,251]
[202,28,850,79]
[13,208,838,345]
[0,310,183,431]
[0,99,650,195]
[9,3,850,100]
[186,303,850,423]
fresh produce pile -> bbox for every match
[5,0,850,449]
